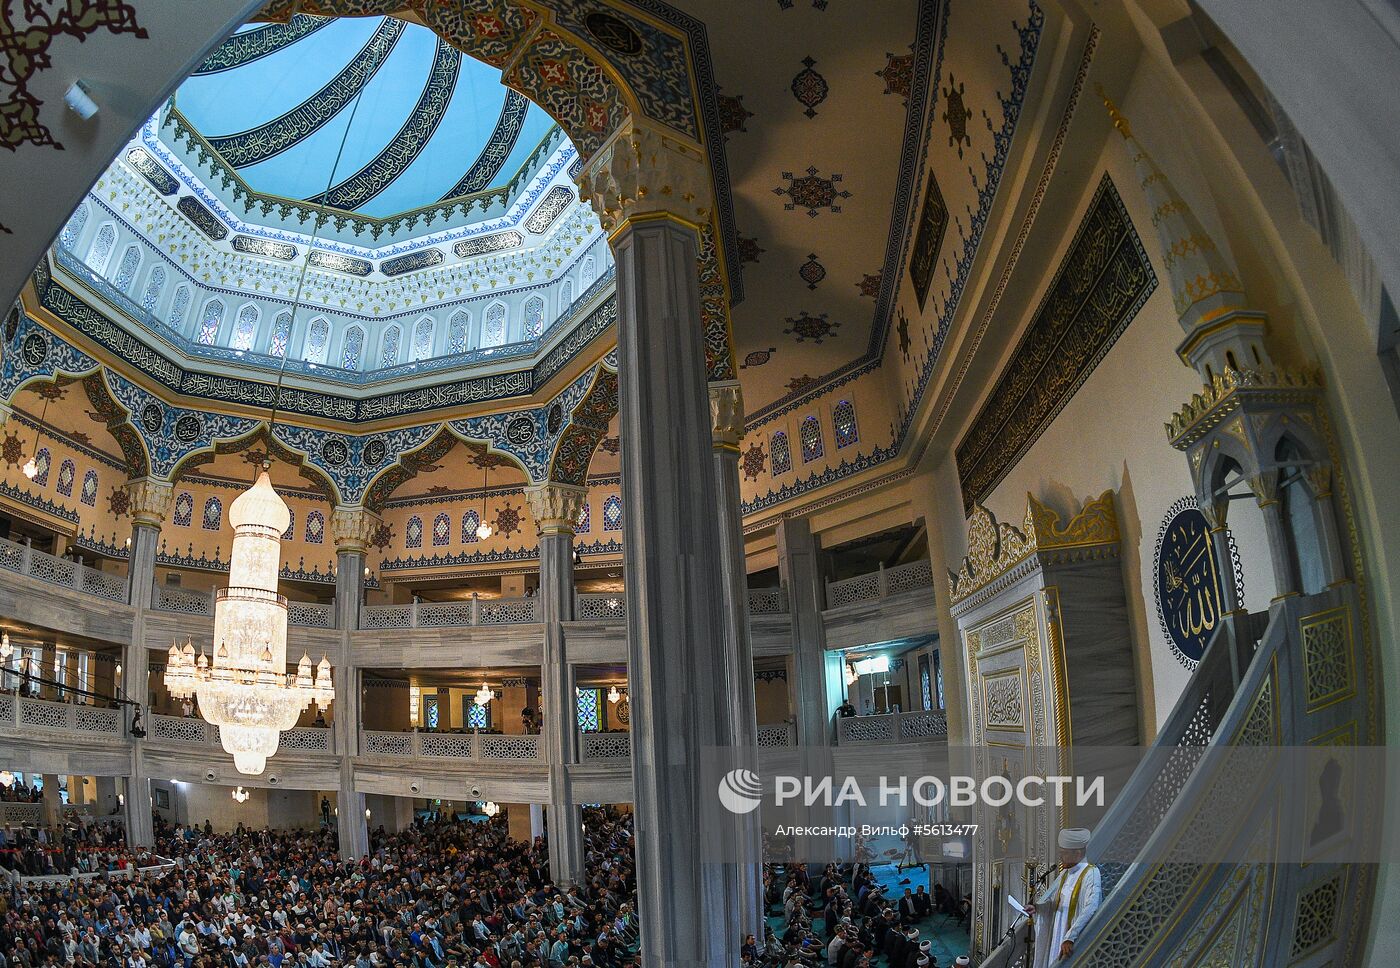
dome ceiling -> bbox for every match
[174,15,554,220]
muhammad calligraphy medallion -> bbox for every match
[1153,497,1244,667]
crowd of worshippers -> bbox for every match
[1,780,43,803]
[0,821,149,877]
[753,863,971,968]
[0,808,640,967]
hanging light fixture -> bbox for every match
[1,631,11,661]
[482,801,500,818]
[231,786,249,803]
[473,682,493,707]
[0,770,14,789]
[164,474,333,774]
[21,387,54,480]
[607,685,623,704]
[475,456,493,540]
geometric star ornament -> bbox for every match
[774,167,851,217]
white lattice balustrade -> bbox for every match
[420,733,475,758]
[576,594,626,620]
[480,734,540,760]
[18,698,71,729]
[581,732,631,759]
[79,566,129,601]
[747,588,789,614]
[477,597,538,625]
[288,602,334,628]
[362,731,414,756]
[826,559,934,608]
[74,706,122,734]
[898,710,948,740]
[280,727,332,752]
[828,572,881,608]
[838,714,896,743]
[360,605,411,629]
[153,585,213,616]
[149,714,211,744]
[757,723,795,747]
[0,693,15,724]
[416,602,474,628]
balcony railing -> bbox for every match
[575,593,626,620]
[360,595,539,629]
[757,722,797,748]
[0,536,128,602]
[836,708,947,745]
[826,559,933,609]
[152,584,335,627]
[579,731,631,760]
[146,714,333,753]
[747,587,789,615]
[0,693,124,736]
[360,729,543,762]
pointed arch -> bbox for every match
[523,295,546,338]
[87,223,117,274]
[231,303,259,351]
[580,255,596,290]
[139,265,166,315]
[59,204,88,250]
[55,459,76,497]
[304,316,330,363]
[269,310,293,357]
[770,431,792,475]
[16,369,153,480]
[168,426,339,505]
[411,316,435,361]
[341,324,365,370]
[481,302,508,347]
[168,286,191,331]
[462,508,481,543]
[546,363,619,486]
[196,298,225,345]
[31,447,51,486]
[201,496,222,531]
[304,510,325,544]
[172,491,194,527]
[560,278,574,312]
[447,310,469,355]
[362,424,530,513]
[379,323,402,367]
[112,244,141,292]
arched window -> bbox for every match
[140,266,165,315]
[268,311,292,358]
[169,286,191,331]
[447,311,469,354]
[462,510,480,543]
[304,511,325,544]
[580,256,595,290]
[231,304,259,351]
[411,316,434,361]
[833,400,858,448]
[602,494,622,531]
[341,325,365,370]
[202,497,222,531]
[432,512,450,546]
[172,492,193,527]
[576,502,590,532]
[523,295,545,338]
[770,431,792,475]
[576,687,601,732]
[282,510,295,540]
[379,325,401,367]
[304,317,330,363]
[112,245,141,292]
[197,299,224,346]
[482,303,507,347]
[800,415,824,463]
[560,279,573,311]
[31,448,50,487]
[55,459,76,497]
[59,205,88,250]
[80,470,99,507]
[467,700,489,730]
[87,223,116,273]
[406,515,423,549]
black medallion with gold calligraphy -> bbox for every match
[1154,497,1244,667]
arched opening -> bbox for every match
[1276,436,1328,595]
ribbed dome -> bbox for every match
[228,471,291,535]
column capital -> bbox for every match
[709,380,744,451]
[124,478,173,528]
[525,482,588,536]
[330,506,381,555]
[577,116,712,235]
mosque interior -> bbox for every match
[0,0,1398,965]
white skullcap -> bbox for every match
[955,958,972,966]
[1058,828,1092,849]
[920,941,931,951]
[917,960,929,967]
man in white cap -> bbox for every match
[1027,827,1100,965]
[954,957,971,967]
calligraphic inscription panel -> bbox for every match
[1154,497,1244,667]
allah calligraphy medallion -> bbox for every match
[1153,497,1244,668]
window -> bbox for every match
[31,448,50,486]
[770,431,792,475]
[576,502,590,533]
[283,510,294,540]
[833,400,858,448]
[919,654,933,712]
[140,266,165,315]
[197,299,224,345]
[304,511,325,544]
[602,494,622,531]
[800,415,824,463]
[303,317,330,363]
[202,497,222,531]
[425,697,439,730]
[481,303,507,347]
[560,279,573,311]
[467,699,489,730]
[59,205,88,250]
[113,245,141,292]
[173,491,193,527]
[341,325,364,370]
[411,317,434,360]
[55,459,76,497]
[406,515,423,549]
[379,325,401,367]
[169,287,190,331]
[79,471,98,507]
[269,311,292,358]
[87,223,116,273]
[576,687,601,732]
[462,510,480,543]
[432,513,450,547]
[447,311,469,354]
[523,295,545,338]
[580,256,595,290]
[232,304,259,351]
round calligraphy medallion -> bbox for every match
[20,332,49,367]
[547,403,563,436]
[1153,496,1244,668]
[505,415,536,445]
[362,438,386,468]
[584,12,643,55]
[173,414,202,443]
[140,402,164,436]
[321,437,349,468]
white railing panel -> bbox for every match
[280,726,332,753]
[581,732,631,759]
[897,709,948,741]
[149,714,212,745]
[757,722,796,748]
[837,713,896,744]
[420,732,475,758]
[0,538,26,573]
[0,803,41,825]
[576,594,626,621]
[828,572,881,608]
[18,697,72,730]
[360,605,411,630]
[79,564,129,602]
[0,693,15,724]
[827,559,934,608]
[152,584,213,616]
[287,601,334,628]
[477,597,538,625]
[362,730,414,756]
[885,559,933,595]
[479,733,541,760]
[416,602,474,628]
[74,705,122,735]
[747,588,789,615]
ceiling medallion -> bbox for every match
[773,167,850,218]
[798,253,826,290]
[741,347,775,370]
[790,56,828,119]
[783,312,839,344]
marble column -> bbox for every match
[123,478,172,847]
[710,381,764,941]
[525,482,587,885]
[1249,474,1300,598]
[580,118,739,967]
[331,508,376,859]
[777,518,841,746]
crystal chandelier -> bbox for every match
[231,786,249,803]
[164,471,332,774]
[0,770,13,789]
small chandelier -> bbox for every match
[164,471,333,774]
[0,631,10,661]
[481,801,499,818]
[0,770,14,788]
[473,682,493,707]
[475,458,493,540]
[607,685,623,704]
[21,387,53,480]
[231,786,249,803]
